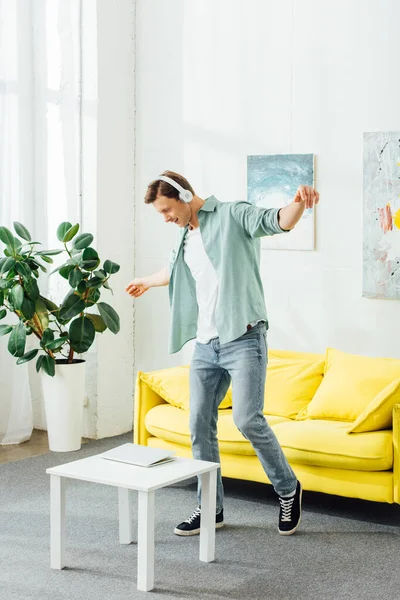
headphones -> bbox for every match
[155,175,193,203]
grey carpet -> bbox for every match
[1,433,400,600]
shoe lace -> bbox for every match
[185,507,201,525]
[279,496,295,522]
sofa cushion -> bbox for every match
[144,404,289,456]
[144,405,392,471]
[263,356,325,418]
[140,366,231,411]
[347,379,400,433]
[273,420,393,471]
[296,347,400,422]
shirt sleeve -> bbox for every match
[230,201,290,238]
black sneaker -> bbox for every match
[174,507,224,536]
[278,481,302,536]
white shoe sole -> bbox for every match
[174,521,224,537]
[278,484,302,536]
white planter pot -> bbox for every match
[41,359,86,452]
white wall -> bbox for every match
[134,0,400,375]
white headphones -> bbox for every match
[155,175,193,203]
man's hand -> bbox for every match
[125,278,149,298]
[278,185,320,230]
[293,185,319,209]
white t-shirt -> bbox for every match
[184,227,219,343]
[183,226,263,344]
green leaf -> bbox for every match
[85,288,100,307]
[69,268,83,288]
[0,279,13,291]
[41,328,54,347]
[21,296,35,320]
[36,249,63,256]
[103,260,120,274]
[16,349,39,365]
[38,255,54,264]
[13,222,31,242]
[93,269,107,280]
[0,257,16,274]
[63,223,80,243]
[24,277,39,301]
[27,259,39,271]
[82,247,98,261]
[80,259,100,271]
[69,316,95,353]
[39,295,59,314]
[0,290,4,305]
[59,293,86,321]
[42,354,55,377]
[59,265,75,280]
[0,226,15,247]
[77,281,87,294]
[86,276,104,289]
[8,322,26,357]
[0,258,7,271]
[60,265,75,279]
[0,324,12,336]
[86,313,107,333]
[36,355,45,373]
[57,222,73,242]
[0,308,6,319]
[35,297,49,330]
[73,233,94,250]
[10,284,24,310]
[97,302,120,334]
[15,262,32,280]
[103,281,113,293]
[45,338,66,351]
[13,237,23,251]
[20,241,41,248]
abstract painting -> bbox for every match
[363,132,400,299]
[247,154,315,250]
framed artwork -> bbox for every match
[363,132,400,299]
[247,154,315,250]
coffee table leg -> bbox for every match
[118,488,133,544]
[50,475,66,569]
[199,469,217,563]
[137,490,155,591]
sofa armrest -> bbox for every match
[393,403,400,503]
[133,372,168,445]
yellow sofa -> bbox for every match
[134,348,400,504]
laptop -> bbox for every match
[100,443,176,468]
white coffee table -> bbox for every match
[46,449,219,592]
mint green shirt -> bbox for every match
[168,195,287,354]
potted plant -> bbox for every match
[0,221,120,452]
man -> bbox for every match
[126,170,319,537]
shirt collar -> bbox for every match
[199,195,218,212]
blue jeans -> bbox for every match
[189,321,297,513]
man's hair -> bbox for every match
[144,170,195,204]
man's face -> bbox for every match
[153,195,191,227]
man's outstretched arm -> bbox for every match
[278,185,319,230]
[125,266,169,298]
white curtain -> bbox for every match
[0,0,81,444]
